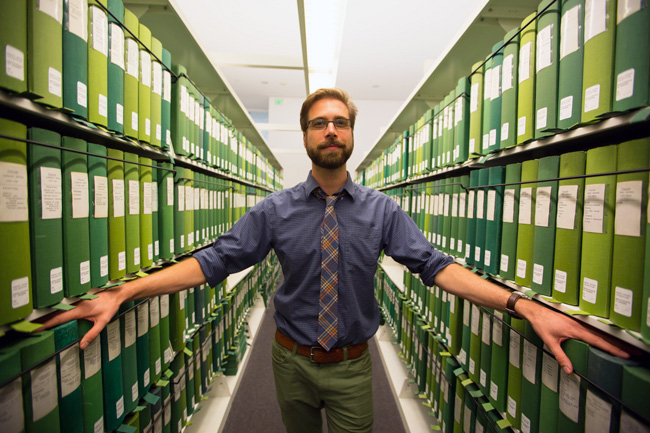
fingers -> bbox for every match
[568,320,632,359]
[79,319,104,350]
[35,307,86,332]
[545,340,573,375]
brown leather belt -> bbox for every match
[274,329,368,363]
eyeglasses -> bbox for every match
[307,118,351,130]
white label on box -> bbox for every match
[71,172,89,218]
[128,179,139,215]
[503,189,515,223]
[147,243,152,261]
[508,396,517,418]
[614,286,634,317]
[118,251,125,271]
[0,162,29,222]
[582,277,598,304]
[80,260,90,285]
[41,166,62,219]
[501,254,509,273]
[470,83,480,113]
[477,190,485,219]
[469,358,476,374]
[480,369,487,387]
[537,107,548,130]
[483,68,492,100]
[137,303,149,337]
[151,182,158,212]
[522,339,538,384]
[48,67,62,97]
[489,128,497,147]
[39,0,63,23]
[535,186,552,227]
[517,259,527,279]
[5,45,25,81]
[471,304,481,335]
[155,358,161,375]
[492,312,503,346]
[519,42,532,83]
[94,417,104,433]
[94,175,108,218]
[463,299,471,327]
[109,23,125,69]
[50,267,63,294]
[561,5,580,59]
[469,138,475,154]
[144,369,150,387]
[131,111,139,131]
[143,182,152,215]
[84,337,101,379]
[482,133,489,150]
[501,122,509,142]
[0,378,24,433]
[59,344,81,398]
[559,372,580,423]
[467,190,475,218]
[615,180,642,237]
[484,250,491,267]
[112,179,125,218]
[584,84,601,113]
[555,269,568,293]
[502,53,514,92]
[150,296,160,327]
[154,241,159,257]
[100,253,109,274]
[170,238,174,253]
[519,187,532,224]
[618,0,644,23]
[116,396,124,418]
[124,311,136,347]
[452,193,459,217]
[140,51,152,87]
[482,312,491,345]
[620,410,650,433]
[522,414,531,433]
[537,24,554,72]
[490,381,499,401]
[585,0,608,43]
[153,62,162,96]
[126,39,139,79]
[585,389,612,433]
[518,116,527,136]
[31,359,58,422]
[542,351,559,392]
[163,70,172,102]
[11,276,30,308]
[491,65,501,100]
[145,118,151,137]
[583,184,606,233]
[77,81,87,107]
[98,94,107,118]
[616,68,635,101]
[559,95,574,121]
[131,382,138,402]
[167,177,174,206]
[134,247,140,265]
[91,6,108,56]
[156,124,161,141]
[557,185,579,230]
[533,263,544,285]
[116,103,123,125]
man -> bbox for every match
[41,87,629,433]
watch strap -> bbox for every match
[506,291,525,320]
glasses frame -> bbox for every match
[306,117,352,130]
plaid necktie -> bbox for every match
[315,189,344,351]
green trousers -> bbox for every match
[271,339,374,433]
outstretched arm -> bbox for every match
[38,257,206,349]
[433,263,631,374]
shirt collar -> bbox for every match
[303,171,357,201]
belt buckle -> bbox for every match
[309,346,320,363]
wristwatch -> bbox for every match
[505,292,528,320]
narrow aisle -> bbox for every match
[222,295,408,433]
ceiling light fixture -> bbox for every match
[303,0,347,93]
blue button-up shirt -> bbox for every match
[194,172,454,347]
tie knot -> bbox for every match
[314,188,344,207]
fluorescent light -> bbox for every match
[304,0,347,93]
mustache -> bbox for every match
[317,138,345,149]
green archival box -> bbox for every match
[120,305,139,415]
[468,61,484,158]
[87,1,109,127]
[613,1,650,112]
[484,166,505,275]
[123,9,139,140]
[53,321,83,433]
[158,161,174,260]
[0,119,33,325]
[138,24,152,143]
[552,151,586,305]
[62,0,88,118]
[148,296,162,385]
[107,0,125,134]
[534,0,560,139]
[0,349,25,433]
[516,12,537,145]
[520,321,543,433]
[500,27,520,149]
[62,136,92,297]
[184,169,194,253]
[152,164,159,262]
[579,145,617,317]
[478,308,493,397]
[557,340,589,433]
[100,318,125,431]
[161,49,172,149]
[456,174,470,259]
[88,142,109,288]
[473,168,490,271]
[481,55,493,156]
[124,152,141,274]
[621,366,650,431]
[107,148,126,280]
[609,138,649,331]
[488,42,503,154]
[515,159,539,288]
[454,77,470,164]
[150,37,163,148]
[531,155,560,295]
[539,347,560,433]
[171,64,189,157]
[488,311,510,413]
[580,0,616,122]
[78,319,104,433]
[468,302,482,385]
[505,317,526,429]
[159,294,172,373]
[0,0,27,93]
[173,167,186,255]
[27,0,63,108]
[136,301,151,396]
[499,163,522,281]
[28,128,64,308]
[557,0,585,130]
[139,157,154,268]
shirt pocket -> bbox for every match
[343,226,382,268]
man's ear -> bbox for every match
[303,132,307,148]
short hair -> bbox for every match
[299,87,358,133]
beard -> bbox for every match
[306,137,354,169]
